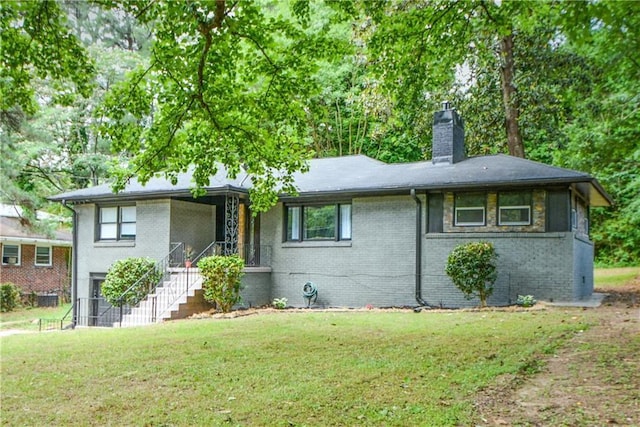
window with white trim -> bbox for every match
[98,205,136,241]
[286,203,352,242]
[35,245,52,266]
[2,244,21,265]
[498,192,532,226]
[454,193,486,226]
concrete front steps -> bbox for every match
[117,269,212,327]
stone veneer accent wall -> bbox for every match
[443,189,545,233]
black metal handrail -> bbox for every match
[117,242,184,306]
[191,242,271,267]
[38,304,75,332]
[83,241,271,327]
[148,242,271,322]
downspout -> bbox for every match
[410,189,433,310]
[62,200,78,328]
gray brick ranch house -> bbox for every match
[51,105,611,326]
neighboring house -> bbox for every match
[0,205,72,303]
[51,104,611,326]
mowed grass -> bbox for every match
[0,303,72,331]
[1,309,590,426]
[594,266,640,288]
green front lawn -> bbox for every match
[594,266,640,289]
[1,309,589,426]
[0,303,72,331]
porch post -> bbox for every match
[224,195,240,255]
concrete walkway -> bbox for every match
[545,292,607,308]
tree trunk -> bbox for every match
[499,33,525,158]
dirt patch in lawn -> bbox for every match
[476,276,640,426]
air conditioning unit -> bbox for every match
[6,257,18,265]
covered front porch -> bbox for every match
[167,192,264,267]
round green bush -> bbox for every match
[445,241,498,308]
[101,257,162,306]
[0,282,21,312]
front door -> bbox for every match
[90,276,112,326]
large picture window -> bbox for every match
[1,244,20,265]
[286,203,351,242]
[98,205,136,241]
[498,192,532,226]
[454,193,486,226]
[35,245,52,266]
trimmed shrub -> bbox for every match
[445,241,498,308]
[101,258,162,307]
[272,297,288,309]
[198,255,244,313]
[0,283,21,312]
[516,294,537,307]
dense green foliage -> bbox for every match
[445,242,498,307]
[0,283,21,312]
[101,257,161,306]
[0,1,144,226]
[95,1,349,213]
[1,0,638,264]
[198,255,244,313]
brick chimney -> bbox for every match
[432,101,465,164]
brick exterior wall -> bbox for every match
[75,200,172,321]
[261,192,593,309]
[237,268,272,308]
[573,235,594,299]
[71,189,596,320]
[422,232,579,308]
[264,196,417,309]
[169,199,216,254]
[0,243,70,296]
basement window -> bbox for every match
[454,193,486,226]
[498,192,532,226]
[285,203,352,242]
[2,244,21,266]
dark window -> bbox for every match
[498,192,532,225]
[286,203,351,242]
[454,193,486,226]
[98,205,136,240]
[546,190,570,232]
[428,193,444,233]
[35,245,52,266]
[2,244,20,265]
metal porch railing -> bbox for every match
[77,241,270,327]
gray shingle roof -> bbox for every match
[50,154,611,207]
[0,216,72,244]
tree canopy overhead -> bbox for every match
[1,0,638,264]
[97,0,348,212]
[1,0,95,119]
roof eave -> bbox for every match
[282,177,613,206]
[0,236,72,246]
[49,185,250,204]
